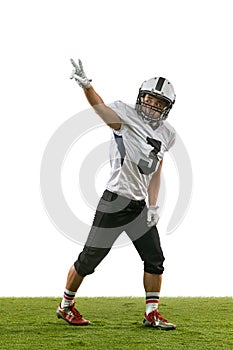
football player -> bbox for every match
[56,59,177,330]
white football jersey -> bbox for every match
[106,101,176,200]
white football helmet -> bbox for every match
[136,77,176,124]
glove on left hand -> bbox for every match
[147,205,160,227]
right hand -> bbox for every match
[70,58,92,89]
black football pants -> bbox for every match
[74,190,165,277]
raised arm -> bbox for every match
[70,59,122,130]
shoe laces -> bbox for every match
[69,304,82,319]
[154,310,168,323]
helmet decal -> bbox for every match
[154,77,166,91]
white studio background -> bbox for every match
[0,0,233,297]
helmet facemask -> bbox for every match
[137,93,171,124]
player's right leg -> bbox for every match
[56,190,124,326]
[56,189,138,326]
[56,245,111,326]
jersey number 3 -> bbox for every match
[138,137,162,175]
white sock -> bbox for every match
[61,289,76,309]
[146,292,160,315]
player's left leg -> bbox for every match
[128,224,176,330]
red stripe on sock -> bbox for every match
[64,295,74,300]
[146,300,159,304]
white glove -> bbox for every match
[70,58,92,89]
[147,205,160,227]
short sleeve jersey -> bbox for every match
[106,101,176,200]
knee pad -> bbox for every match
[74,246,110,277]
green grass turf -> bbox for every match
[0,297,232,350]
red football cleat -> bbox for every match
[143,310,176,330]
[56,303,90,326]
